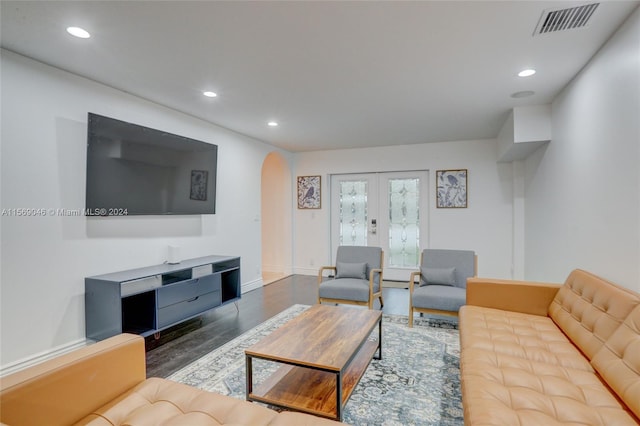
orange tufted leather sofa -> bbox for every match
[459,269,640,425]
[0,333,342,426]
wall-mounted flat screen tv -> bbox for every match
[86,113,217,216]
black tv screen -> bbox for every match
[86,113,217,216]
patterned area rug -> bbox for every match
[167,305,463,425]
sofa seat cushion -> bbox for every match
[460,305,639,425]
[412,285,465,312]
[74,377,340,426]
[319,278,375,302]
[461,351,639,425]
[460,305,593,371]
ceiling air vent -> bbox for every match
[533,3,599,35]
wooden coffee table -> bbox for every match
[245,304,382,421]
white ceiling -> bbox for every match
[1,1,638,152]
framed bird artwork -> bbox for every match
[297,175,321,209]
[436,169,467,208]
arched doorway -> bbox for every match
[261,152,292,284]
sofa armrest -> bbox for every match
[0,333,146,426]
[408,271,420,294]
[369,268,383,283]
[466,277,562,316]
[317,265,337,285]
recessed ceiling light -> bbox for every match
[518,69,536,77]
[511,90,535,98]
[267,121,279,127]
[203,91,218,98]
[66,26,90,39]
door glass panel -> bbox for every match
[388,178,420,268]
[338,180,368,246]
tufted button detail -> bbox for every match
[461,304,639,426]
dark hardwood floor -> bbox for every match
[145,274,410,378]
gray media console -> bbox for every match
[85,255,241,341]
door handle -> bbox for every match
[370,219,377,235]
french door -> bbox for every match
[330,171,429,281]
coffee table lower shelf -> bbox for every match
[247,339,379,420]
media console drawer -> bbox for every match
[157,290,222,328]
[157,274,221,308]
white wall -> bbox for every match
[293,139,514,279]
[525,8,640,291]
[0,50,290,367]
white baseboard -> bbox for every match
[292,267,318,276]
[0,338,89,377]
[242,278,263,293]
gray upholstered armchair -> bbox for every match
[408,249,477,327]
[318,246,384,309]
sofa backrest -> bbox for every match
[548,269,640,360]
[591,304,640,420]
[0,333,146,426]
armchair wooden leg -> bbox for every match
[379,294,384,309]
[408,306,413,328]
